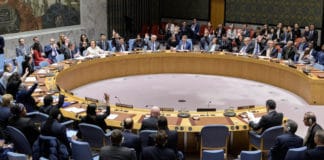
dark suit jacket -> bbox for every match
[41,119,71,154]
[280,32,292,42]
[176,40,192,50]
[147,41,160,51]
[142,146,176,160]
[305,146,324,160]
[0,36,4,53]
[8,116,40,146]
[215,28,226,38]
[80,105,110,132]
[63,49,75,60]
[140,117,158,130]
[305,123,323,149]
[219,39,232,52]
[282,46,297,60]
[249,110,283,133]
[122,130,141,157]
[240,43,254,54]
[261,47,279,58]
[39,95,65,115]
[44,45,59,62]
[16,83,38,113]
[97,40,110,51]
[0,106,10,139]
[148,130,178,153]
[269,133,303,160]
[308,30,318,44]
[99,145,136,160]
[116,43,129,52]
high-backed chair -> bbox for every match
[26,111,49,124]
[284,146,307,160]
[7,152,28,160]
[78,123,110,150]
[33,135,69,160]
[240,150,262,160]
[249,126,284,158]
[139,130,157,149]
[202,150,224,160]
[71,140,99,160]
[200,125,229,158]
[6,126,32,155]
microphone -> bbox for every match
[114,96,122,111]
[207,101,212,116]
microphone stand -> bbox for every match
[207,101,212,116]
[115,96,122,111]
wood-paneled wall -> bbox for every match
[210,0,225,25]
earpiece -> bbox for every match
[287,126,290,131]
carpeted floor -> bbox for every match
[72,73,324,137]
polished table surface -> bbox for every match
[29,52,324,132]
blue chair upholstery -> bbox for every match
[16,56,25,75]
[6,126,32,155]
[71,140,99,160]
[139,130,157,149]
[0,54,5,72]
[26,111,49,124]
[240,150,262,160]
[39,61,49,68]
[33,135,69,160]
[249,126,284,151]
[284,146,307,160]
[78,123,110,150]
[202,150,224,160]
[55,54,65,62]
[187,38,193,51]
[128,39,136,51]
[200,125,229,157]
[313,63,324,71]
[108,40,113,52]
[7,152,27,160]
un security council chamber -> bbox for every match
[0,0,324,160]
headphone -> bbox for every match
[287,126,291,132]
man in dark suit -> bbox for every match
[303,112,323,149]
[308,24,318,45]
[261,40,278,58]
[142,130,176,160]
[305,130,324,160]
[215,24,226,39]
[282,41,298,60]
[148,116,178,154]
[279,27,291,44]
[147,35,160,51]
[39,94,65,115]
[239,37,254,54]
[16,82,38,113]
[41,108,72,154]
[99,129,137,160]
[0,35,5,54]
[44,38,60,62]
[97,34,110,51]
[269,119,303,160]
[219,35,232,52]
[116,37,129,52]
[249,99,283,134]
[122,118,141,158]
[176,35,192,51]
[140,106,160,130]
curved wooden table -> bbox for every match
[50,52,323,154]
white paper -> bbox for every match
[66,130,77,138]
[37,69,47,74]
[106,114,118,120]
[64,107,85,113]
[25,77,37,82]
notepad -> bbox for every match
[66,129,77,138]
[37,69,47,74]
[64,107,85,113]
[25,77,37,82]
[106,114,118,120]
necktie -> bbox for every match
[153,42,155,51]
[102,41,106,50]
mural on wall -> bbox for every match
[225,0,323,27]
[0,0,80,34]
